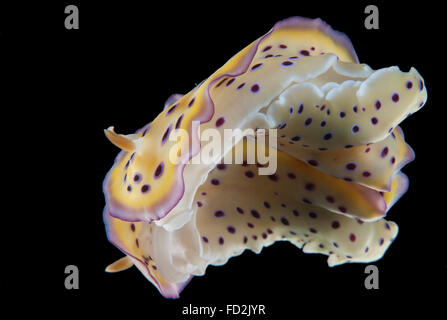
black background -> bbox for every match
[4,1,445,317]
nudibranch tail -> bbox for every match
[103,16,427,298]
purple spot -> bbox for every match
[385,222,391,230]
[300,50,310,56]
[175,114,184,129]
[154,162,164,178]
[289,56,299,59]
[252,235,258,240]
[305,182,315,191]
[352,125,360,133]
[292,209,299,217]
[142,128,149,137]
[331,221,340,229]
[219,237,224,245]
[298,103,304,114]
[215,78,227,88]
[406,81,413,89]
[197,201,202,207]
[326,195,335,203]
[304,118,312,126]
[226,78,235,86]
[262,45,272,52]
[202,236,208,243]
[338,206,347,213]
[267,228,273,234]
[349,233,356,242]
[302,198,312,204]
[264,54,273,58]
[320,120,327,127]
[227,226,236,234]
[237,82,246,90]
[211,178,220,185]
[392,93,400,103]
[381,147,389,158]
[216,163,226,170]
[371,117,378,125]
[287,172,296,179]
[419,80,424,91]
[308,159,319,167]
[133,173,141,183]
[279,44,287,49]
[323,132,333,140]
[268,174,279,182]
[339,111,346,118]
[308,212,317,219]
[309,227,317,233]
[236,207,244,214]
[215,116,225,128]
[130,224,135,232]
[375,100,382,110]
[333,242,339,248]
[251,209,261,219]
[141,184,150,193]
[247,222,254,228]
[289,106,294,114]
[251,63,263,71]
[391,156,396,164]
[214,210,225,218]
[251,84,260,93]
[346,162,356,171]
[282,60,294,67]
[280,217,289,225]
[167,104,177,115]
[245,170,254,178]
[161,125,171,144]
[243,236,248,244]
[362,171,371,177]
[188,98,195,107]
[353,105,358,113]
[263,201,271,209]
[291,136,301,141]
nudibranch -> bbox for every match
[103,17,427,298]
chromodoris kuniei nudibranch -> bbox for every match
[102,16,427,298]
